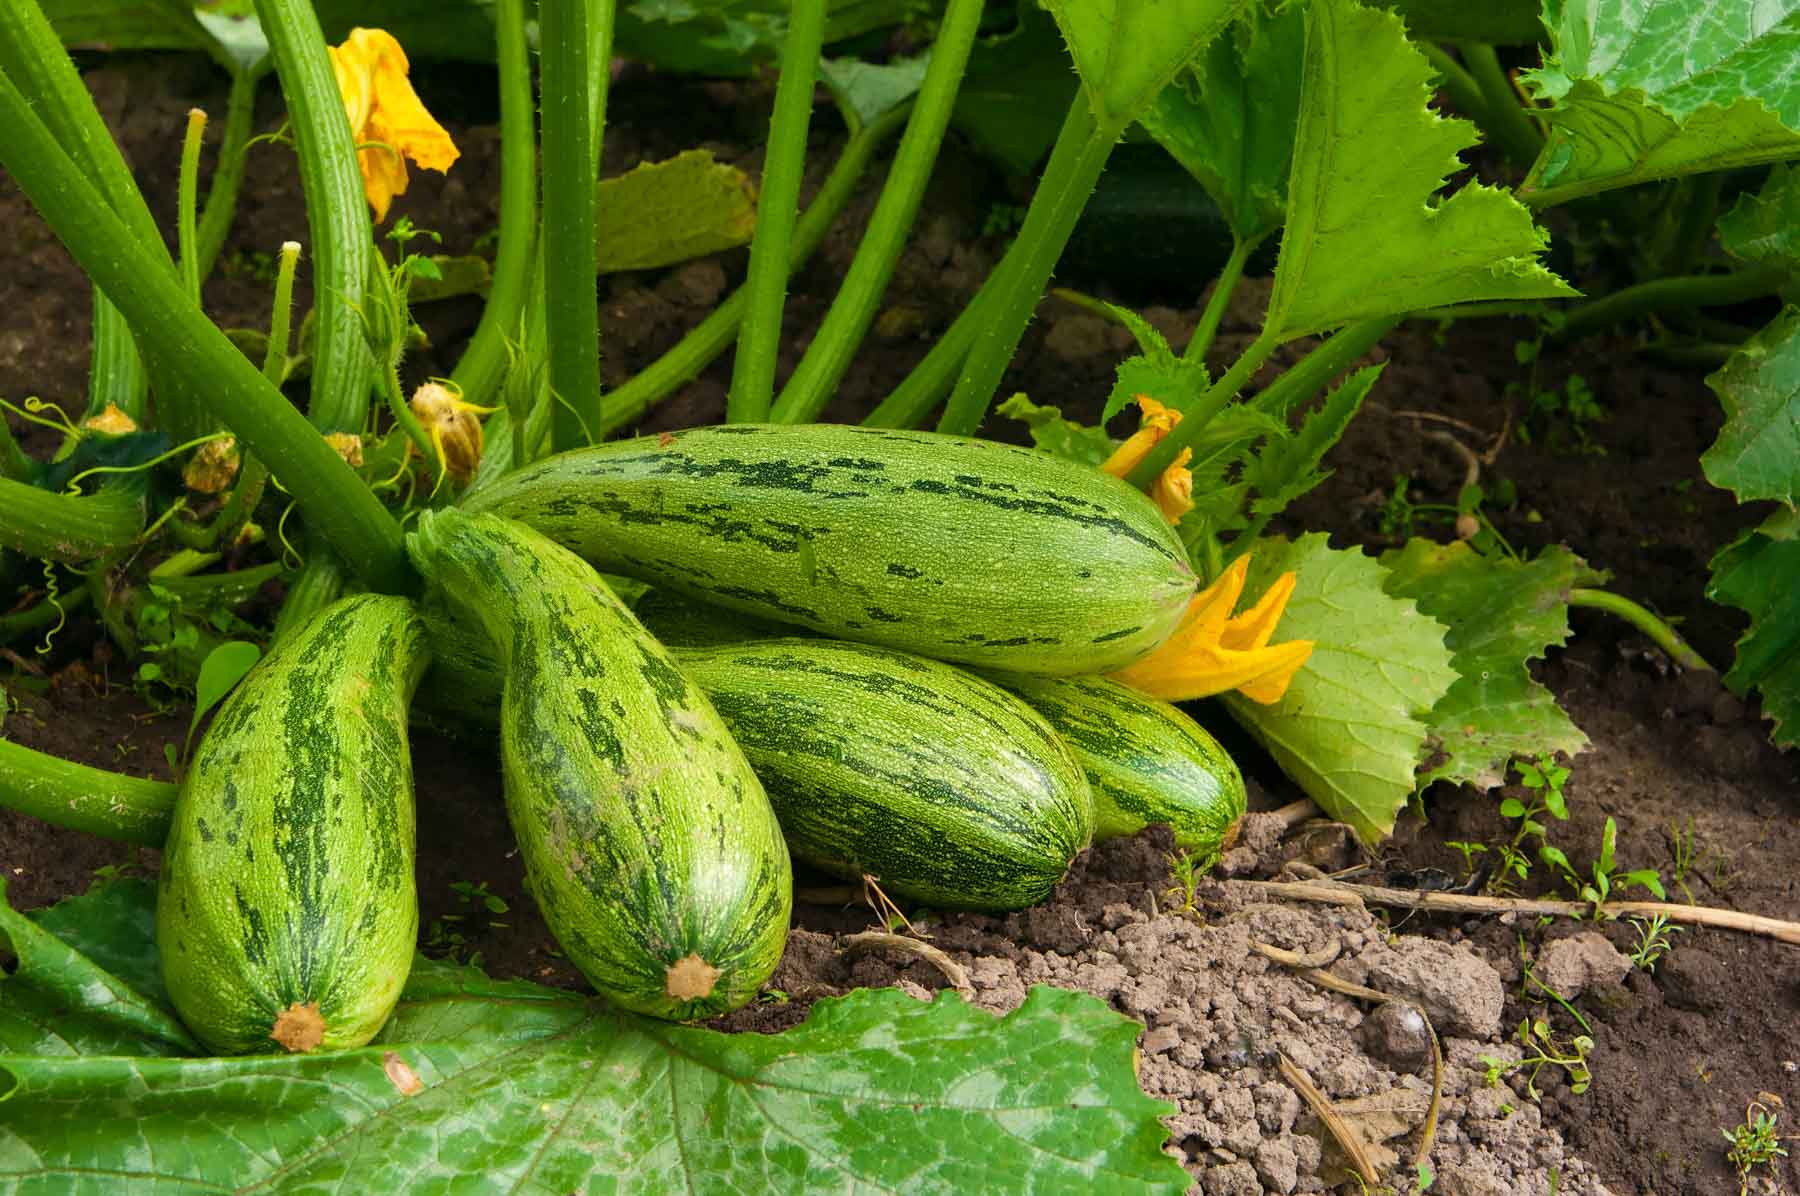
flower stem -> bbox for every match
[254,0,373,435]
[1569,588,1713,673]
[936,97,1119,436]
[1183,235,1256,363]
[728,0,827,424]
[177,108,207,305]
[197,64,268,278]
[0,735,175,845]
[0,67,413,592]
[769,0,984,426]
[594,103,910,436]
[1126,331,1280,489]
[448,0,537,410]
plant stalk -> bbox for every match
[1183,235,1256,364]
[937,97,1119,436]
[0,477,142,561]
[728,0,828,424]
[1125,331,1281,488]
[541,0,607,450]
[1415,43,1485,126]
[177,108,208,305]
[448,0,537,410]
[0,67,413,592]
[0,736,175,846]
[1569,587,1713,672]
[1457,43,1543,170]
[254,0,373,436]
[197,64,268,278]
[770,0,984,426]
[1252,314,1402,422]
[1554,265,1791,342]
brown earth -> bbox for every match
[3,53,1798,1196]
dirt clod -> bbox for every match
[1533,932,1631,1001]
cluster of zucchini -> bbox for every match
[157,425,1247,1055]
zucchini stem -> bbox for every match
[1569,587,1713,673]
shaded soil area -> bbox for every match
[4,54,1799,1195]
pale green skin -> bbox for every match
[408,510,792,1021]
[158,594,429,1055]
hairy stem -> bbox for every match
[0,736,175,846]
[1183,235,1256,363]
[1554,265,1791,342]
[1457,43,1543,170]
[1569,587,1713,672]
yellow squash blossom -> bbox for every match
[1100,394,1193,524]
[1108,550,1314,705]
[328,28,460,222]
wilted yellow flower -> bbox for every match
[183,436,240,494]
[1109,553,1313,705]
[1101,395,1194,524]
[81,403,138,436]
[324,431,365,467]
[328,28,459,222]
[409,380,493,487]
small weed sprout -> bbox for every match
[1626,914,1680,972]
[1723,1100,1789,1195]
[425,879,511,965]
[1666,816,1698,904]
[1538,815,1666,918]
[1478,1017,1595,1100]
[1444,840,1487,880]
[1491,753,1571,893]
[1164,847,1217,917]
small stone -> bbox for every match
[1198,1160,1260,1196]
[1533,932,1631,1000]
[1141,1025,1181,1055]
[1362,1001,1433,1069]
[1253,1140,1299,1194]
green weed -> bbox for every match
[1626,913,1680,972]
[1723,1100,1789,1195]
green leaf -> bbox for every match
[404,253,493,304]
[1719,165,1800,267]
[819,51,929,132]
[1701,306,1800,506]
[1263,0,1576,344]
[995,392,1118,466]
[1138,1,1306,246]
[1379,541,1602,790]
[951,4,1081,175]
[1707,507,1800,749]
[0,877,196,1057]
[1520,0,1800,205]
[40,0,209,53]
[185,639,259,753]
[596,150,759,274]
[613,0,920,77]
[1101,306,1212,423]
[1242,364,1383,520]
[1045,0,1248,131]
[0,882,1187,1193]
[1220,534,1457,841]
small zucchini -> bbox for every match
[158,594,429,1054]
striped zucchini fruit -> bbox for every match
[674,638,1094,910]
[462,423,1196,675]
[158,594,429,1054]
[993,674,1245,856]
[407,509,791,1020]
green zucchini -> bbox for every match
[992,674,1245,856]
[673,638,1094,910]
[158,594,429,1054]
[407,509,791,1020]
[461,423,1196,674]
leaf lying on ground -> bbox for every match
[1520,0,1800,205]
[1707,507,1800,750]
[1701,306,1800,508]
[1381,540,1601,790]
[0,880,1188,1194]
[596,149,758,274]
[1221,534,1457,842]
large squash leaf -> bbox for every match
[1520,0,1800,205]
[1708,507,1800,749]
[1381,541,1600,790]
[1701,306,1800,507]
[1261,0,1575,344]
[1221,534,1456,842]
[0,881,1188,1194]
[1044,0,1248,131]
[1718,164,1800,268]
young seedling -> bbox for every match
[1478,1016,1596,1101]
[1538,815,1666,918]
[1491,753,1571,893]
[1164,847,1209,917]
[1723,1100,1789,1196]
[1666,816,1698,904]
[1626,913,1680,972]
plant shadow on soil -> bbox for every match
[3,55,1797,1195]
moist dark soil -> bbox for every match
[4,54,1797,1196]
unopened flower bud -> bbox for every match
[410,380,488,486]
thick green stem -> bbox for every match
[1416,43,1485,125]
[197,65,266,278]
[0,68,413,592]
[1554,265,1790,342]
[861,266,999,429]
[273,542,349,640]
[1126,332,1280,488]
[448,0,537,410]
[0,415,30,481]
[769,0,984,426]
[0,736,175,846]
[178,108,207,305]
[1457,43,1543,170]
[255,0,373,435]
[0,477,142,561]
[542,0,606,450]
[1252,315,1402,422]
[1183,236,1256,363]
[1668,172,1725,277]
[1570,587,1713,673]
[206,240,301,546]
[937,97,1119,436]
[596,104,910,436]
[0,582,89,646]
[728,0,827,423]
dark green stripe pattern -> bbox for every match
[463,423,1197,675]
[992,674,1246,855]
[158,594,429,1054]
[407,510,792,1020]
[677,638,1094,910]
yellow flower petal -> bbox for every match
[1102,395,1194,526]
[1151,447,1194,523]
[328,28,460,223]
[1108,554,1313,704]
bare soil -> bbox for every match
[3,54,1797,1196]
